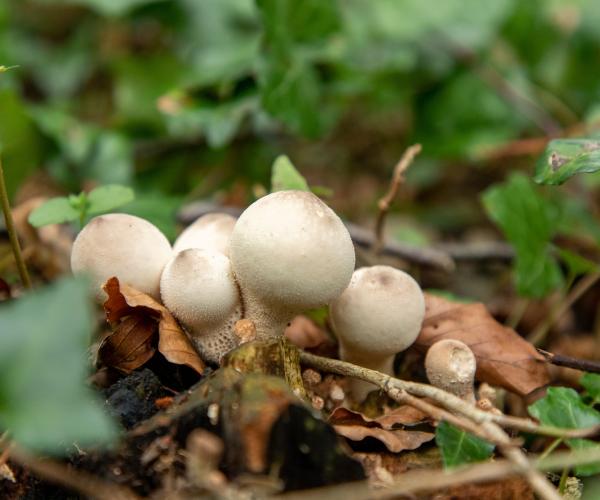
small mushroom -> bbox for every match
[71,213,172,300]
[330,265,425,401]
[425,339,476,403]
[160,248,242,363]
[173,213,236,256]
[229,190,355,339]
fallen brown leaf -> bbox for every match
[101,277,204,375]
[98,314,156,373]
[329,407,433,453]
[415,293,549,396]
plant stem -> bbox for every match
[0,155,31,289]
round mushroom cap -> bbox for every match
[330,266,425,358]
[425,339,476,391]
[160,248,239,332]
[173,213,236,256]
[71,213,172,300]
[230,191,355,309]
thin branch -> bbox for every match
[372,144,422,254]
[300,352,599,439]
[277,446,600,500]
[300,352,600,499]
[7,446,140,500]
[529,271,600,346]
[0,155,31,289]
[538,348,600,374]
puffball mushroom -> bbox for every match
[229,190,355,339]
[330,265,426,402]
[173,212,236,256]
[71,213,172,300]
[425,339,476,404]
[160,248,242,363]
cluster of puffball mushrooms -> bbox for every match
[71,190,478,403]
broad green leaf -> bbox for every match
[270,155,310,192]
[581,373,600,402]
[534,139,600,185]
[0,278,117,453]
[87,185,135,215]
[482,173,562,298]
[28,197,80,227]
[435,421,494,468]
[528,387,600,429]
[528,386,600,475]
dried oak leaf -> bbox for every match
[329,406,433,453]
[415,293,549,396]
[101,277,204,375]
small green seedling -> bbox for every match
[28,184,134,228]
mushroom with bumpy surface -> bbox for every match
[71,213,172,300]
[425,339,476,404]
[173,212,236,257]
[160,248,242,363]
[330,265,426,402]
[229,190,355,339]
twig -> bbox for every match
[529,271,600,346]
[299,352,578,499]
[300,352,599,439]
[7,446,139,500]
[0,155,31,289]
[372,144,422,254]
[277,446,600,500]
[538,348,600,374]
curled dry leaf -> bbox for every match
[329,406,433,453]
[415,293,549,396]
[101,277,204,375]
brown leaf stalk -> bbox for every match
[372,144,421,254]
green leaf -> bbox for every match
[534,139,600,185]
[569,439,600,476]
[46,0,166,17]
[557,248,599,278]
[28,197,81,227]
[435,421,494,468]
[482,173,562,298]
[87,185,135,215]
[270,155,310,192]
[581,374,600,402]
[0,278,118,453]
[528,387,600,429]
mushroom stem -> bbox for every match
[339,346,395,402]
[239,295,293,339]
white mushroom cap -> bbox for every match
[425,339,476,403]
[71,213,172,300]
[160,248,241,363]
[173,213,236,257]
[330,265,425,401]
[229,190,355,338]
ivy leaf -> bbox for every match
[534,139,600,185]
[0,278,118,453]
[528,387,600,429]
[482,173,562,298]
[87,184,135,215]
[557,248,599,278]
[271,155,310,192]
[528,387,600,476]
[581,373,600,402]
[28,196,80,227]
[435,421,494,468]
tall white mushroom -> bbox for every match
[330,265,425,402]
[229,190,355,339]
[173,213,236,257]
[425,339,476,404]
[71,213,172,300]
[160,248,242,363]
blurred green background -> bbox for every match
[1,0,600,240]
